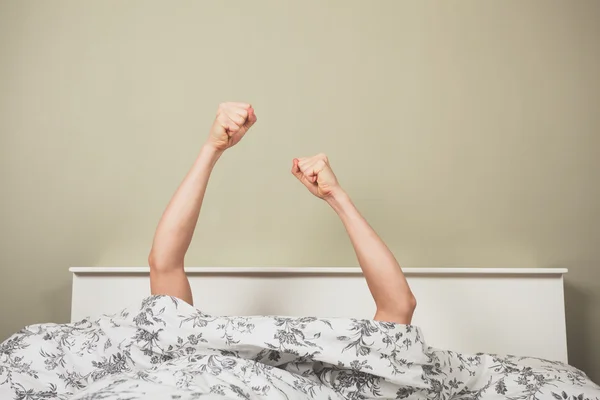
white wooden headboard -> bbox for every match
[70,267,568,362]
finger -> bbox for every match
[308,159,327,183]
[291,159,303,179]
[225,102,251,109]
[292,159,317,189]
[220,103,248,119]
[228,113,246,126]
[224,117,240,134]
[312,159,327,183]
[299,159,317,182]
[302,158,321,175]
[295,159,314,182]
[229,106,256,130]
[298,157,314,171]
[229,105,248,117]
[227,103,253,115]
[245,107,257,128]
[233,107,255,131]
[298,160,319,183]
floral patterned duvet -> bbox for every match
[1,295,598,399]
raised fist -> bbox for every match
[291,153,341,199]
[207,102,257,151]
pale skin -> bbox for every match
[148,103,417,324]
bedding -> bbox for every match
[1,295,598,400]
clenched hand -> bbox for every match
[291,153,342,200]
[206,102,257,152]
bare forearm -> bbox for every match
[326,190,416,322]
[149,144,222,269]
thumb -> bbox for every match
[291,159,315,188]
[243,107,257,130]
[291,159,303,180]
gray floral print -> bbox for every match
[1,295,598,399]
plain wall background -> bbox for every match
[0,0,598,381]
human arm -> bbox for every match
[148,102,257,305]
[291,154,416,324]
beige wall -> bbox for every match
[1,0,598,381]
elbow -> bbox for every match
[148,252,156,268]
[407,293,417,318]
[148,250,180,273]
[148,252,160,272]
[398,293,417,322]
[376,293,417,325]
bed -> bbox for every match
[2,266,599,399]
[70,266,569,362]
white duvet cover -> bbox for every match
[1,295,598,399]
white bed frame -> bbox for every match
[70,267,568,362]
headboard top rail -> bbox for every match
[69,266,568,275]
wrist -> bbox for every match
[200,143,224,160]
[325,187,351,209]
